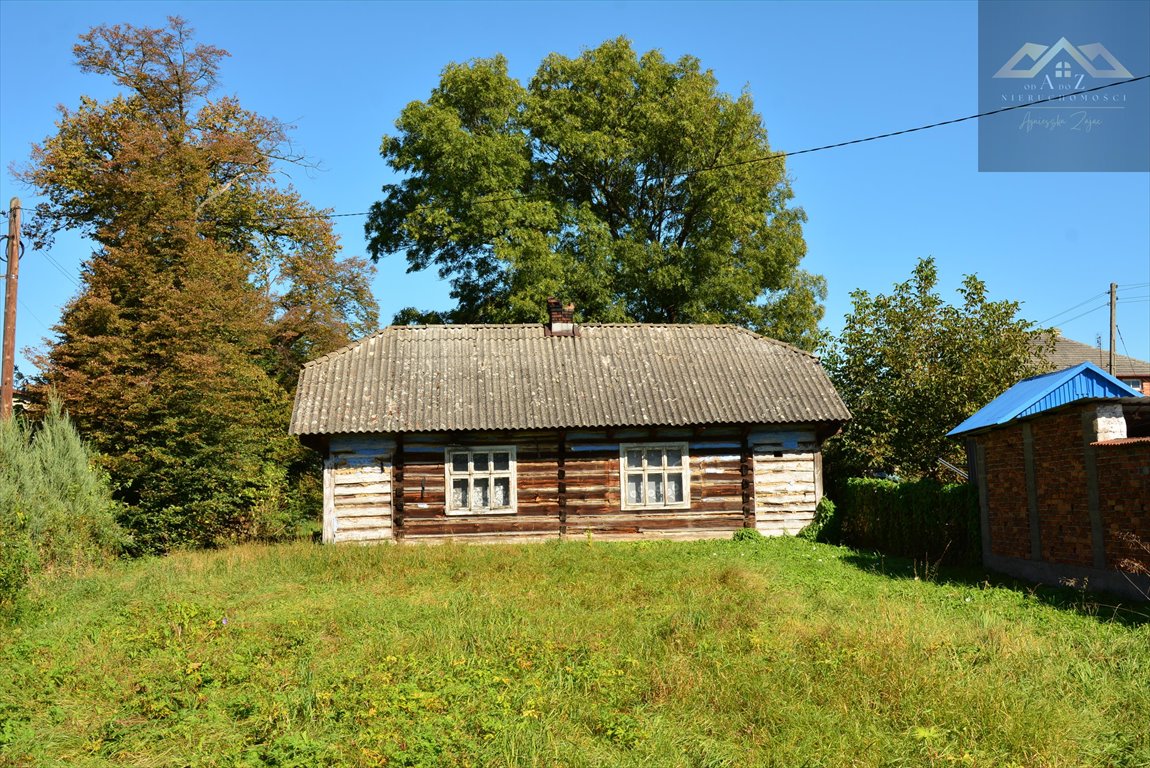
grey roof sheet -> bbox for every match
[290,324,850,435]
[1040,337,1150,377]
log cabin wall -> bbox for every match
[562,426,745,540]
[324,436,397,544]
[323,424,825,544]
[399,431,563,543]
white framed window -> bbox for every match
[620,443,690,510]
[445,447,516,515]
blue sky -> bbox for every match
[2,0,1148,377]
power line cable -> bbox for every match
[42,252,81,289]
[1116,324,1132,360]
[1037,292,1108,325]
[17,298,49,331]
[8,76,1150,227]
[201,74,1150,224]
[1054,302,1110,326]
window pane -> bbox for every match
[473,453,489,472]
[667,473,684,503]
[451,478,469,509]
[626,474,643,504]
[665,448,682,467]
[493,452,510,471]
[646,449,663,468]
[474,478,490,508]
[626,450,643,469]
[493,477,510,507]
[647,474,664,504]
[451,453,469,473]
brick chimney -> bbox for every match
[545,298,576,337]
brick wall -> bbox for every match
[1031,410,1093,567]
[976,403,1150,577]
[981,426,1030,559]
[1096,440,1150,573]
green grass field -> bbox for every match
[2,536,1147,767]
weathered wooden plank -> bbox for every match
[322,456,336,544]
[331,466,389,481]
[567,530,735,543]
[565,513,742,529]
[333,527,394,543]
[402,518,561,536]
[756,518,812,536]
[336,516,393,531]
[333,483,392,498]
[335,505,395,519]
[402,532,562,544]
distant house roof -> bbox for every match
[1039,336,1150,378]
[290,324,850,435]
[948,361,1143,438]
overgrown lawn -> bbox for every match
[2,537,1147,767]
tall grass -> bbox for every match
[2,537,1147,766]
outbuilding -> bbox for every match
[949,362,1149,599]
[289,302,850,544]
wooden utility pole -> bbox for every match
[1,197,20,419]
[1108,282,1117,375]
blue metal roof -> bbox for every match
[947,361,1143,437]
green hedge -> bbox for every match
[837,478,980,567]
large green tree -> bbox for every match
[367,38,824,348]
[822,258,1053,481]
[17,18,378,552]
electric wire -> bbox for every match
[17,298,49,330]
[42,252,81,289]
[1117,325,1132,360]
[1053,302,1110,326]
[203,74,1150,224]
[1037,292,1108,325]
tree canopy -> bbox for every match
[366,38,824,348]
[17,18,378,552]
[821,258,1052,481]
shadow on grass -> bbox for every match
[838,550,1150,628]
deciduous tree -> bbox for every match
[822,258,1052,481]
[367,38,824,348]
[17,18,378,552]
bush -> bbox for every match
[732,526,765,543]
[0,399,128,607]
[836,478,979,566]
[798,496,840,543]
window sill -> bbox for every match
[620,503,692,512]
[445,508,518,516]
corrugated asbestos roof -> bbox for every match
[947,361,1144,437]
[290,324,850,435]
[1039,336,1150,377]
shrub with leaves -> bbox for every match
[0,400,128,606]
[798,496,840,544]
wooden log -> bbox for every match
[333,527,394,544]
[336,516,394,531]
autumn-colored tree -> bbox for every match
[821,258,1053,481]
[367,38,823,348]
[17,18,378,552]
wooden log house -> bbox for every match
[289,301,850,544]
